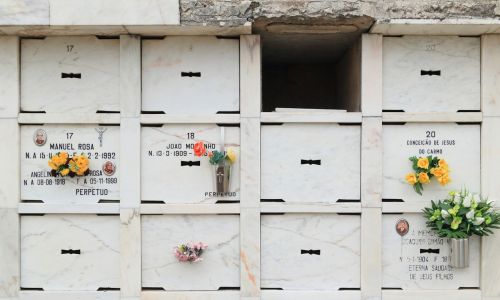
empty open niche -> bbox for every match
[255,17,374,112]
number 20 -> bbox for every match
[426,131,436,138]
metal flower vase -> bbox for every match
[450,238,469,268]
[214,160,231,194]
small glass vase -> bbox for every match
[213,160,231,194]
[450,237,469,268]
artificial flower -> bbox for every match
[451,216,462,230]
[193,141,206,157]
[472,217,485,226]
[417,157,429,169]
[406,173,417,185]
[226,148,237,163]
[437,174,451,186]
[418,172,430,184]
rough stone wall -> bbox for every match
[180,0,500,26]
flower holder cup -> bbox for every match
[423,190,500,268]
[450,237,469,268]
[193,141,236,195]
[214,160,231,194]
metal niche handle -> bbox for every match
[420,70,441,76]
[61,72,82,79]
[301,249,321,255]
[301,159,321,165]
[181,72,201,77]
[61,249,81,255]
[180,161,201,167]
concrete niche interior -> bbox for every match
[255,16,374,112]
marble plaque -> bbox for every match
[142,36,239,114]
[383,36,480,112]
[141,124,240,204]
[21,125,120,204]
[382,214,480,289]
[261,214,361,290]
[383,123,480,204]
[21,36,120,114]
[261,124,361,203]
[21,214,120,291]
[142,215,240,290]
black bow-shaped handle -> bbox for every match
[420,248,440,254]
[61,72,82,79]
[420,70,441,76]
[180,160,201,167]
[301,249,321,255]
[61,249,81,255]
[181,72,201,77]
[301,159,321,165]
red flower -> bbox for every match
[193,141,206,157]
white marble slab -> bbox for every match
[21,36,119,114]
[382,123,480,204]
[0,0,49,25]
[21,214,120,291]
[0,36,19,118]
[141,124,240,204]
[142,36,239,115]
[141,215,240,290]
[261,123,361,203]
[383,36,480,113]
[49,0,179,25]
[21,125,120,204]
[261,214,361,290]
[0,208,19,298]
[382,214,480,289]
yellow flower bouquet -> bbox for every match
[48,151,90,177]
[406,156,450,195]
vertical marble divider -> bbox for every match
[361,208,382,300]
[240,34,261,298]
[0,119,19,209]
[481,35,500,117]
[120,35,141,118]
[0,36,19,118]
[120,35,141,300]
[240,35,261,118]
[361,34,382,117]
[481,117,500,298]
[361,117,382,208]
[0,208,19,299]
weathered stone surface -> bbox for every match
[180,0,500,26]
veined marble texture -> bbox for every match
[21,36,120,114]
[0,0,49,25]
[261,214,361,290]
[141,215,240,290]
[21,125,120,204]
[142,36,239,115]
[383,36,480,112]
[49,0,179,25]
[141,124,240,204]
[383,123,480,204]
[261,123,361,203]
[21,214,120,291]
[382,214,480,289]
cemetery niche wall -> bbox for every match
[1,23,499,300]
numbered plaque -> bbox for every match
[21,215,120,291]
[383,214,480,289]
[261,123,361,203]
[142,215,240,290]
[383,123,480,204]
[142,36,239,114]
[21,36,120,114]
[141,124,240,204]
[383,36,480,112]
[21,125,120,204]
[261,214,361,290]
